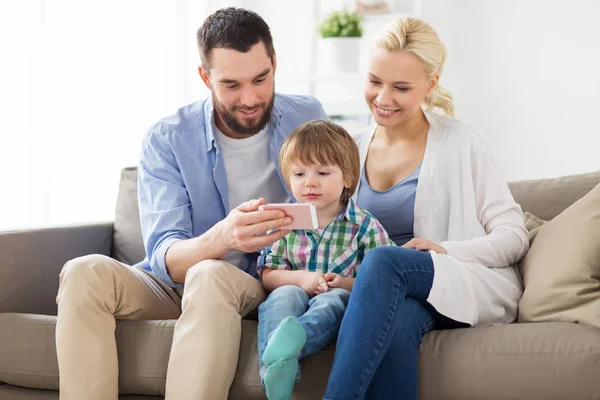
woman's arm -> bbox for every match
[439,136,529,267]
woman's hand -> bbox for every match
[403,238,447,254]
[299,271,329,296]
[324,272,354,292]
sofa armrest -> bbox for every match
[0,222,114,315]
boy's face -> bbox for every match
[288,162,348,214]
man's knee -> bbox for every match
[182,260,243,304]
[58,254,123,307]
[60,254,119,285]
[185,259,234,284]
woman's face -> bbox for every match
[364,47,435,127]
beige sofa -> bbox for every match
[1,168,599,400]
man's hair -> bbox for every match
[197,7,275,68]
[279,120,361,204]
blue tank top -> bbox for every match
[356,164,421,246]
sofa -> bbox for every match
[1,167,599,400]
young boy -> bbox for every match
[257,120,395,400]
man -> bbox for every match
[55,7,328,400]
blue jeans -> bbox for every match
[258,285,351,372]
[324,247,468,400]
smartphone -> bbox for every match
[258,203,319,230]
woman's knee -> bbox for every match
[361,246,430,274]
[359,246,401,277]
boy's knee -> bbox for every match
[268,285,308,303]
[312,288,350,308]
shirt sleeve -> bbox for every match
[439,134,529,267]
[315,99,330,121]
[257,235,290,276]
[302,94,330,121]
[360,214,395,256]
[138,126,192,288]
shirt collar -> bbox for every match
[203,95,282,152]
[337,198,361,225]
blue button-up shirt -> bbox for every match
[136,94,328,287]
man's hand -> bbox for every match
[402,238,447,254]
[213,198,293,255]
[324,272,354,292]
[299,271,329,296]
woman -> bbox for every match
[323,16,529,400]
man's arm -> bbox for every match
[166,199,292,283]
[139,128,292,286]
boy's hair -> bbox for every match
[196,7,275,69]
[279,120,360,204]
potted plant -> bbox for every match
[318,9,364,75]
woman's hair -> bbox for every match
[279,120,360,204]
[374,16,454,116]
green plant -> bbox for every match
[319,9,363,38]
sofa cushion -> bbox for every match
[518,183,600,328]
[0,385,160,400]
[111,168,600,267]
[1,313,599,400]
[523,211,547,242]
[113,167,145,265]
[508,170,600,221]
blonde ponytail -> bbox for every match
[425,85,454,117]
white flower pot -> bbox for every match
[318,37,362,77]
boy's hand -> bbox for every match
[324,272,354,292]
[299,271,329,296]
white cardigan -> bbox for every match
[352,112,529,326]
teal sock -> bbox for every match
[264,358,299,400]
[263,316,307,367]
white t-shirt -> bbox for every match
[214,124,289,267]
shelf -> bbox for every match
[321,99,370,117]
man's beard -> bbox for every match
[213,92,275,137]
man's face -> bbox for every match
[200,42,276,137]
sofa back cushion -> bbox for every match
[112,167,145,265]
[508,170,600,221]
[112,168,600,266]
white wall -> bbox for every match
[1,0,598,229]
[251,0,600,181]
[361,0,600,180]
[0,0,208,229]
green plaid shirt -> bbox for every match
[257,198,394,278]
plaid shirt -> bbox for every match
[257,198,394,278]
